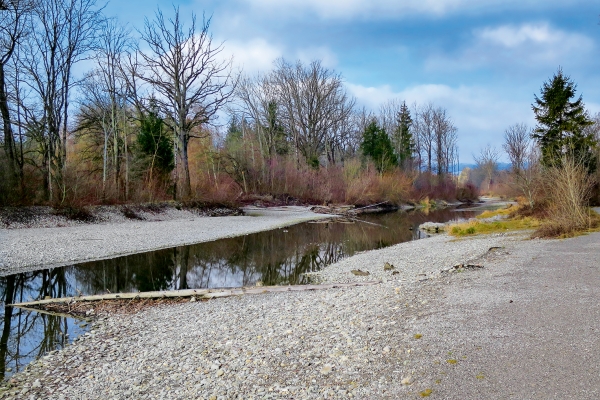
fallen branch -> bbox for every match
[10,281,382,308]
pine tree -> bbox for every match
[361,120,397,172]
[393,101,414,170]
[532,68,595,171]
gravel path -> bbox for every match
[0,206,331,275]
[1,231,529,399]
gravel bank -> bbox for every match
[1,231,529,399]
[0,206,331,275]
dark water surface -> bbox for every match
[0,207,478,379]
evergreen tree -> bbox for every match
[225,114,243,148]
[265,101,288,156]
[137,110,174,174]
[532,68,595,171]
[393,101,414,169]
[361,120,397,172]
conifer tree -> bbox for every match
[393,101,414,169]
[361,120,397,172]
[532,68,595,171]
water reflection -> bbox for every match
[0,207,476,379]
[0,273,88,381]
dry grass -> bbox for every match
[449,217,541,236]
[476,204,519,219]
[533,158,598,238]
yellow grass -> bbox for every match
[448,216,541,237]
[476,204,518,220]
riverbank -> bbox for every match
[2,229,548,399]
[0,206,332,275]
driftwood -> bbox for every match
[10,281,381,308]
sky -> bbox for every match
[103,0,600,163]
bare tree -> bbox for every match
[414,103,435,173]
[270,58,354,167]
[89,18,131,199]
[432,107,457,177]
[19,0,102,201]
[235,74,286,159]
[0,0,32,186]
[503,123,540,207]
[474,144,500,192]
[138,7,235,198]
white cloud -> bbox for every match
[347,82,535,162]
[220,38,283,75]
[217,38,339,75]
[426,23,595,71]
[234,0,580,20]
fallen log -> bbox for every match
[9,281,381,308]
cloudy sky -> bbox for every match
[105,0,600,163]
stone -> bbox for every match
[320,364,333,375]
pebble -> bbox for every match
[1,232,523,399]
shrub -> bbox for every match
[533,157,597,238]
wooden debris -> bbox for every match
[351,269,370,276]
[384,262,395,271]
[9,281,382,308]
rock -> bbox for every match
[32,380,41,388]
[320,364,333,375]
[351,270,370,276]
[418,222,446,233]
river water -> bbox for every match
[0,207,478,379]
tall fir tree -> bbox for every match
[393,101,414,170]
[361,120,397,173]
[532,68,595,171]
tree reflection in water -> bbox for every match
[0,207,477,379]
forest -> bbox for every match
[0,0,467,208]
[2,0,600,237]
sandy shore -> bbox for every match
[0,206,331,275]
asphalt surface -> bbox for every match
[413,232,600,399]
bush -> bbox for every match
[533,157,597,237]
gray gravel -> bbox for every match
[1,231,528,399]
[0,206,331,275]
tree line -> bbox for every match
[0,1,462,207]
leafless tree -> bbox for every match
[138,7,236,198]
[235,74,286,159]
[19,0,102,201]
[86,18,132,199]
[432,107,457,177]
[412,103,457,176]
[270,58,354,167]
[503,123,540,207]
[474,144,500,192]
[414,103,435,173]
[0,0,32,185]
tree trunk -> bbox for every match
[0,63,17,178]
[181,134,192,198]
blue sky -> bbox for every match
[104,0,600,163]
